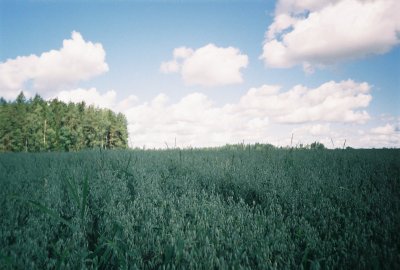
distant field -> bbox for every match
[1,148,399,269]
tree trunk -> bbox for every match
[43,119,47,148]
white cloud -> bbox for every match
[290,123,340,147]
[293,124,331,136]
[54,88,117,109]
[309,124,331,136]
[370,123,397,135]
[53,88,137,112]
[0,31,108,100]
[120,79,373,148]
[160,60,180,73]
[173,47,194,59]
[353,123,400,148]
[261,0,400,71]
[287,122,400,149]
[124,92,262,148]
[117,94,139,112]
[161,44,248,87]
[237,80,371,124]
[48,80,393,149]
[275,0,342,15]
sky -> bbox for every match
[0,0,399,148]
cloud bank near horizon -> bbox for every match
[52,80,399,149]
[0,27,398,148]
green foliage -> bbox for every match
[310,142,325,150]
[0,148,399,269]
[0,92,128,152]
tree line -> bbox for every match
[0,92,129,152]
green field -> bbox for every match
[1,148,399,269]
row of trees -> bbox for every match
[220,142,326,151]
[0,92,129,152]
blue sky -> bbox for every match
[1,0,399,148]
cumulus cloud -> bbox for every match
[54,88,137,112]
[0,31,108,99]
[293,124,331,137]
[173,47,194,59]
[261,0,400,71]
[124,92,263,148]
[48,80,393,149]
[370,123,397,135]
[161,44,248,87]
[288,121,400,149]
[120,79,372,148]
[160,60,180,73]
[352,123,400,148]
[54,88,117,109]
[237,80,371,124]
[292,123,400,149]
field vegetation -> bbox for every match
[1,147,399,269]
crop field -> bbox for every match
[0,148,399,269]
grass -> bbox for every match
[0,147,399,269]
